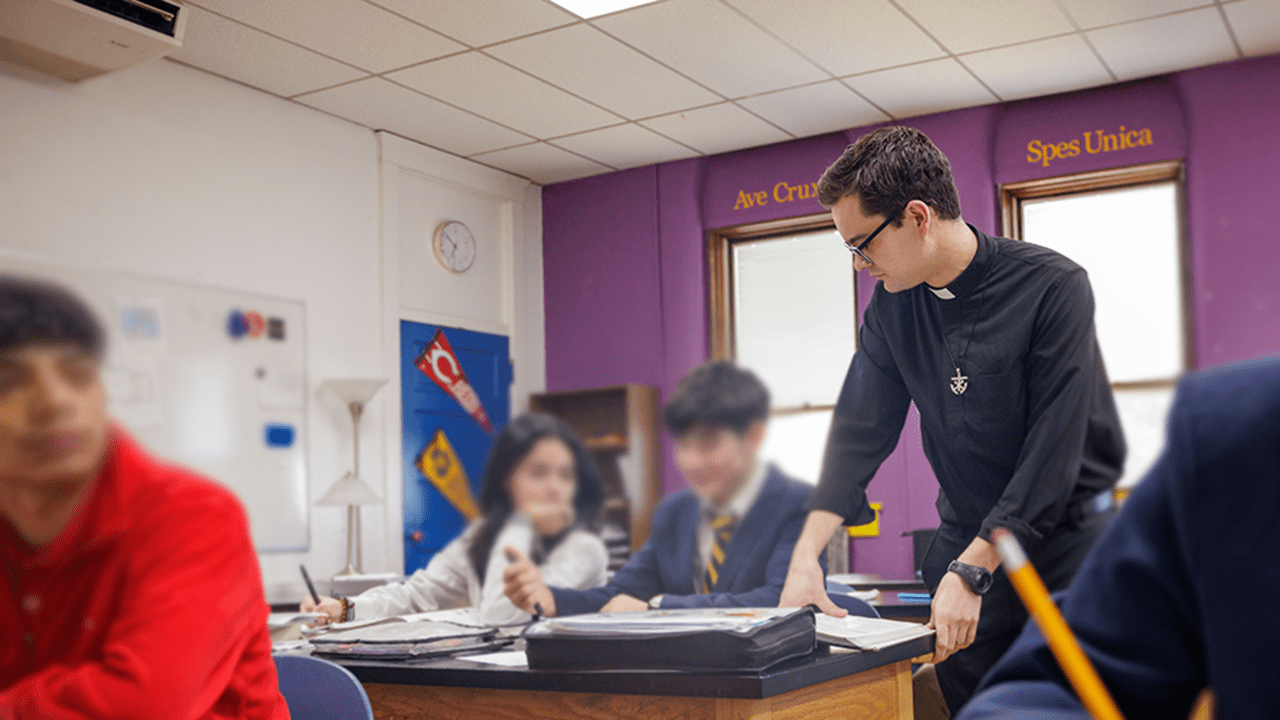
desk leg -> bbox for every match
[364,661,912,720]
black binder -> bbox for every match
[524,606,816,672]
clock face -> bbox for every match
[433,221,476,273]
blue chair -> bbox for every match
[824,580,881,618]
[274,654,374,720]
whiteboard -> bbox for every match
[1,255,309,552]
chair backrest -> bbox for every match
[825,591,881,618]
[274,654,374,720]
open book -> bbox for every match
[815,614,935,651]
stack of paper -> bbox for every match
[814,614,935,651]
[532,607,802,637]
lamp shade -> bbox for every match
[321,378,387,406]
[315,471,382,506]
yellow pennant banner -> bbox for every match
[416,429,480,521]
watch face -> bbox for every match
[434,221,476,273]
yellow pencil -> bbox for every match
[991,528,1126,720]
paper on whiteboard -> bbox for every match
[115,297,168,362]
[102,363,165,428]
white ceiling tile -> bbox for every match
[294,77,532,156]
[471,142,613,184]
[843,59,999,119]
[364,0,578,47]
[737,81,890,138]
[486,24,721,120]
[1055,0,1209,29]
[189,0,464,72]
[961,35,1114,102]
[1087,8,1238,82]
[639,103,791,155]
[386,52,624,138]
[726,0,945,76]
[893,0,1075,54]
[170,7,367,97]
[1223,0,1280,57]
[551,124,699,169]
[592,0,828,98]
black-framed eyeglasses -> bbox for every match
[844,210,899,265]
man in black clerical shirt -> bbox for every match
[779,126,1125,714]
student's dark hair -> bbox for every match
[663,361,770,437]
[467,412,605,582]
[0,274,105,359]
[816,126,962,223]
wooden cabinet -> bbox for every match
[530,385,661,570]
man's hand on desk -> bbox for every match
[927,571,981,663]
[599,594,649,613]
[300,595,343,625]
[779,509,846,617]
[502,545,557,618]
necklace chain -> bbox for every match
[937,264,991,396]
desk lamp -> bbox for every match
[317,378,386,576]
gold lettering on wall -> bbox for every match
[1026,126,1154,167]
[734,181,819,211]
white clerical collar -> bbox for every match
[928,285,956,300]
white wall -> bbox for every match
[0,58,544,603]
[375,133,543,576]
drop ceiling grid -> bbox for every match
[169,0,1266,184]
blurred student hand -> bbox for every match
[600,594,648,613]
[502,545,557,617]
[300,595,343,625]
[526,504,573,537]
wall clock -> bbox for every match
[432,220,476,274]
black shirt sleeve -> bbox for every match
[807,297,912,526]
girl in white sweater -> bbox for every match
[305,413,608,626]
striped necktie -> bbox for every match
[702,513,737,593]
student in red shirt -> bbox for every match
[0,275,289,719]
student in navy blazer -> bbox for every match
[504,361,818,617]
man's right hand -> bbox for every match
[779,553,846,617]
[778,509,847,617]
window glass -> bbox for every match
[732,229,855,409]
[759,409,833,485]
[1021,182,1183,383]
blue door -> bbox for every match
[400,320,510,573]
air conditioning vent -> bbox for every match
[73,0,182,37]
[0,0,186,82]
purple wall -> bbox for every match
[543,54,1280,579]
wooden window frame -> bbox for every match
[707,212,844,363]
[999,159,1194,388]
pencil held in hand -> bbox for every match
[991,528,1125,720]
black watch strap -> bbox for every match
[948,560,994,595]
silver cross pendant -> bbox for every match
[950,368,968,395]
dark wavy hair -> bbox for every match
[0,274,105,358]
[816,126,962,221]
[466,412,605,582]
[663,361,770,437]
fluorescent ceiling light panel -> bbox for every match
[547,0,660,19]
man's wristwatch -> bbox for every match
[948,560,994,595]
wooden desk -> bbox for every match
[339,636,932,720]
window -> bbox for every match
[1001,161,1190,488]
[708,214,858,485]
